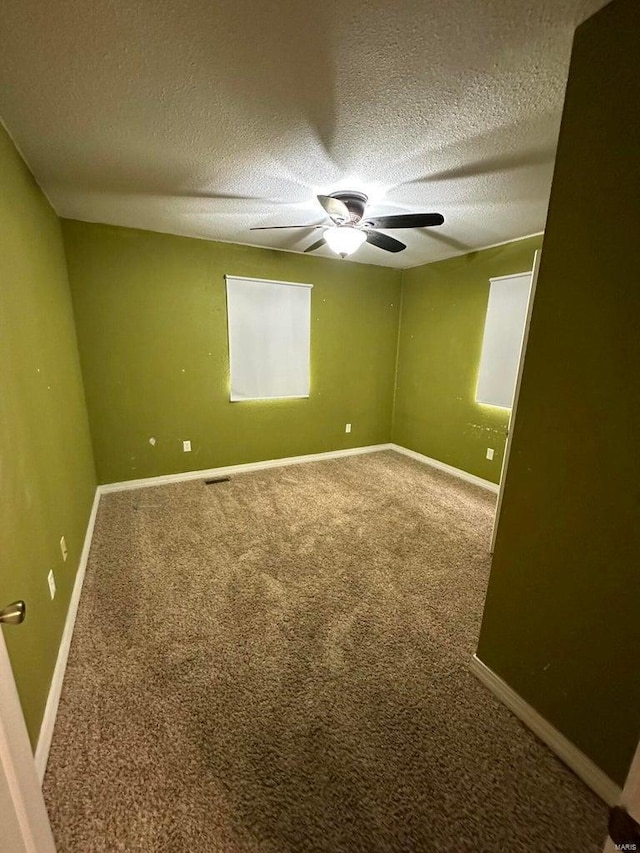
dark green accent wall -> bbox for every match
[392,236,542,483]
[0,125,96,746]
[62,220,402,484]
[477,0,640,786]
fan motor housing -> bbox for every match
[329,191,368,224]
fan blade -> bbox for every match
[317,195,350,222]
[304,237,326,253]
[363,213,444,229]
[366,230,406,253]
[250,224,323,231]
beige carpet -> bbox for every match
[44,451,607,852]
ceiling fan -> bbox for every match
[250,191,444,258]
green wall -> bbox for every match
[63,219,543,489]
[0,125,96,746]
[393,236,542,483]
[62,220,402,484]
[477,0,640,786]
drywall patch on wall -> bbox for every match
[63,220,402,484]
[393,235,542,484]
[0,124,96,746]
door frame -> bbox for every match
[604,742,640,853]
[0,629,56,852]
[604,739,640,852]
[490,249,541,553]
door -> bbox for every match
[0,612,56,853]
[490,249,541,553]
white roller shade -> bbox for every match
[476,271,533,409]
[225,275,312,401]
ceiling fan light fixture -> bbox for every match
[324,226,367,257]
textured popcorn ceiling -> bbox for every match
[0,0,609,268]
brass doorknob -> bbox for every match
[0,601,26,625]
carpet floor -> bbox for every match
[44,451,607,852]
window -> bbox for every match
[476,271,533,409]
[225,275,312,401]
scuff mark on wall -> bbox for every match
[467,422,506,436]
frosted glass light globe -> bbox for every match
[324,226,367,257]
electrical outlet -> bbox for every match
[60,535,68,562]
[486,448,495,461]
[183,440,192,452]
[345,423,352,434]
[47,569,56,600]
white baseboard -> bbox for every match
[390,444,499,493]
[34,487,101,783]
[99,443,393,493]
[470,654,621,805]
